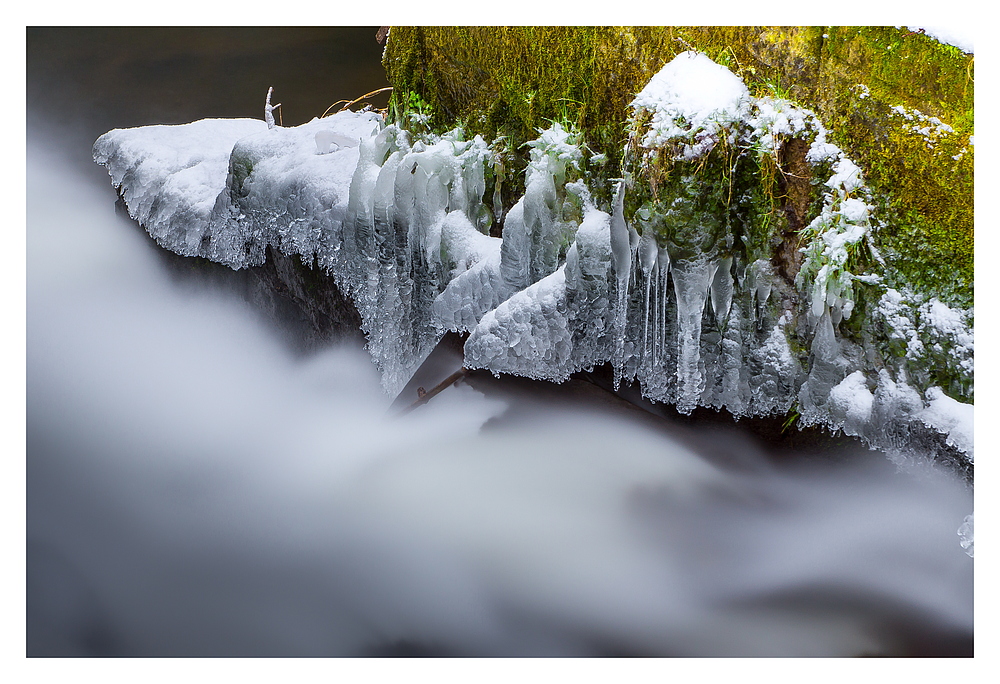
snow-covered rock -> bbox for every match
[95,51,973,468]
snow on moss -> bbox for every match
[889,104,958,152]
[876,288,974,403]
[921,387,974,460]
[631,51,750,160]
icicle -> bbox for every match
[628,224,641,291]
[718,302,744,414]
[610,182,631,284]
[752,259,772,308]
[609,181,632,388]
[657,247,670,366]
[639,231,658,362]
[500,199,530,291]
[671,259,714,413]
[710,256,734,325]
[492,156,505,228]
[798,310,846,424]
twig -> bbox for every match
[322,87,393,118]
[321,100,353,118]
[265,87,282,129]
[399,367,468,415]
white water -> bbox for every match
[27,141,973,657]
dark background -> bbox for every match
[27,27,389,177]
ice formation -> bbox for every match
[958,513,974,558]
[264,87,281,130]
[95,51,973,467]
[96,111,493,395]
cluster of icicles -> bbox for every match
[267,116,967,464]
[94,57,972,467]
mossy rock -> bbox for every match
[383,26,973,306]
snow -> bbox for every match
[631,51,750,159]
[440,211,501,278]
[93,113,379,268]
[828,371,874,437]
[906,26,974,53]
[807,141,841,164]
[825,157,863,194]
[875,289,974,405]
[315,129,361,154]
[890,104,959,150]
[921,387,975,460]
[93,118,266,259]
[748,97,811,155]
[879,288,924,359]
[839,198,869,224]
[264,86,280,129]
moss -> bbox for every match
[383,26,973,306]
[817,27,974,305]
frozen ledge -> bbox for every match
[94,55,973,471]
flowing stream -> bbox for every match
[26,28,973,658]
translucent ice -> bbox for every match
[958,514,974,558]
[670,259,715,413]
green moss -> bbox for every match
[384,26,973,305]
[817,27,974,305]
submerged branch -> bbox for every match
[399,367,469,415]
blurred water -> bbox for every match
[25,28,974,658]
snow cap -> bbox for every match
[631,51,750,158]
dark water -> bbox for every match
[25,28,974,659]
[27,27,388,174]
